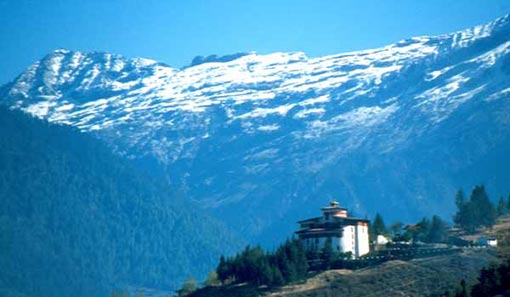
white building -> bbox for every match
[295,201,370,258]
[478,236,498,247]
[376,234,390,245]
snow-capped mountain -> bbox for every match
[2,14,510,242]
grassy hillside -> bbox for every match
[267,250,498,297]
[0,107,244,296]
[491,215,510,258]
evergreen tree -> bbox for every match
[270,265,284,286]
[497,196,506,216]
[455,189,466,210]
[371,213,387,239]
[258,258,273,285]
[214,239,310,287]
[245,246,266,283]
[454,185,496,233]
[453,259,510,297]
[471,185,496,228]
[277,249,297,283]
[507,195,510,211]
[427,215,447,243]
[415,217,431,242]
[217,255,229,283]
[471,266,498,297]
[454,189,466,226]
[498,259,510,292]
[454,279,468,297]
[320,237,335,270]
[293,239,309,278]
[462,202,477,233]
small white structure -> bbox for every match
[295,201,370,258]
[478,236,498,247]
[376,234,390,245]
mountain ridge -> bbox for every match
[1,13,510,243]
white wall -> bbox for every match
[341,225,356,256]
[356,225,370,257]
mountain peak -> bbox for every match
[490,13,510,28]
[51,48,72,55]
[0,13,509,247]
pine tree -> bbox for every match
[456,259,510,297]
[427,215,447,243]
[293,239,309,278]
[415,217,431,242]
[271,264,284,286]
[471,185,496,228]
[471,266,498,297]
[462,202,477,233]
[497,196,506,216]
[320,237,335,270]
[454,279,468,297]
[507,195,510,212]
[212,238,311,287]
[277,250,297,283]
[454,189,466,226]
[258,257,273,285]
[455,185,496,233]
[455,189,465,210]
[217,255,229,283]
[371,213,387,238]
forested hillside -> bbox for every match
[0,107,243,296]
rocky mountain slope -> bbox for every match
[1,14,510,243]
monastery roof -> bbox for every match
[295,228,342,235]
[297,216,322,224]
[321,205,347,211]
[298,215,368,223]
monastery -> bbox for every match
[295,201,370,258]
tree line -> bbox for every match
[372,184,510,243]
[216,238,309,287]
[454,185,510,233]
[371,212,449,244]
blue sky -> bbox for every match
[0,0,509,84]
